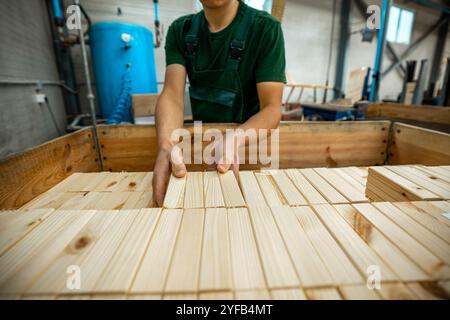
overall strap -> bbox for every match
[184,12,203,61]
[226,5,256,71]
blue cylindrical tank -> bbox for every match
[90,22,158,123]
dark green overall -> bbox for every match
[184,5,256,123]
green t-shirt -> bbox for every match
[165,1,286,121]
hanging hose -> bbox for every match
[105,64,132,124]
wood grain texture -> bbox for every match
[315,168,367,203]
[269,170,307,205]
[184,172,204,209]
[312,204,398,282]
[0,209,54,256]
[270,206,334,287]
[254,173,285,206]
[0,128,97,210]
[165,209,204,293]
[285,169,327,204]
[247,205,299,288]
[132,209,182,293]
[389,123,450,165]
[0,210,96,294]
[333,204,429,282]
[163,175,186,209]
[292,206,363,285]
[204,171,225,208]
[300,169,348,204]
[227,208,266,290]
[339,285,381,300]
[271,289,306,300]
[219,171,245,207]
[199,208,232,291]
[305,288,342,300]
[238,171,266,206]
[353,204,450,279]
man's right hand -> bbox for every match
[152,145,187,207]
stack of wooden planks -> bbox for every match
[366,166,450,202]
[1,166,449,300]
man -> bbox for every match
[153,0,286,206]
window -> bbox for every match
[386,6,414,45]
[195,0,272,13]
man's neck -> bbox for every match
[203,1,240,33]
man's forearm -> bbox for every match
[155,92,185,153]
[239,104,281,132]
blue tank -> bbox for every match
[90,22,158,123]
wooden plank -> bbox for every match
[163,293,197,300]
[312,204,398,281]
[367,167,440,201]
[393,202,450,244]
[315,168,367,203]
[122,191,153,209]
[127,294,161,300]
[269,170,307,205]
[254,173,285,206]
[0,210,96,294]
[334,204,430,282]
[183,172,204,209]
[292,206,363,285]
[165,209,204,293]
[416,165,450,182]
[305,288,342,300]
[339,167,368,187]
[300,169,348,204]
[411,201,450,227]
[93,208,161,293]
[377,283,418,300]
[82,192,133,210]
[353,203,450,279]
[368,103,450,125]
[219,171,245,207]
[19,192,88,210]
[135,172,154,191]
[406,282,448,300]
[0,209,54,256]
[163,174,186,209]
[199,208,232,292]
[235,290,270,300]
[97,122,389,172]
[389,123,450,165]
[203,171,225,208]
[131,209,182,294]
[285,169,327,204]
[93,172,128,192]
[270,289,306,300]
[26,210,119,294]
[57,192,102,210]
[339,285,381,300]
[238,171,266,206]
[227,208,266,290]
[387,166,450,199]
[247,205,299,288]
[270,206,334,287]
[115,172,149,192]
[199,292,233,300]
[0,128,97,209]
[333,168,367,194]
[373,202,450,265]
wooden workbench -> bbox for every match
[1,166,449,300]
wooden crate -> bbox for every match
[1,167,450,300]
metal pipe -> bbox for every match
[369,0,391,102]
[75,0,104,171]
[0,78,78,94]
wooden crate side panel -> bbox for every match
[99,122,389,172]
[0,128,97,209]
[389,123,450,165]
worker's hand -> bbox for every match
[215,131,243,180]
[152,145,187,207]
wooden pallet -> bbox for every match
[1,166,450,300]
